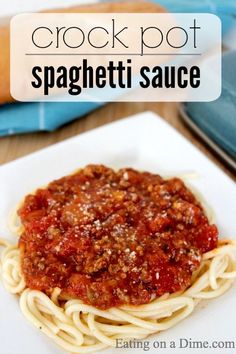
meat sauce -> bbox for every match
[18,165,218,309]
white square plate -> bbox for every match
[0,112,236,354]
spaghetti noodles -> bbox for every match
[0,165,236,353]
[1,240,236,353]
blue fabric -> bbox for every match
[153,0,236,35]
[185,50,236,159]
[0,102,102,136]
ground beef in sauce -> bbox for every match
[18,164,218,309]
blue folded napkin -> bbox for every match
[155,0,236,36]
[0,102,102,136]
[185,50,236,159]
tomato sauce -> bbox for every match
[18,165,218,309]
